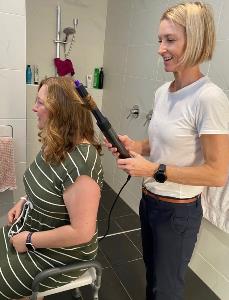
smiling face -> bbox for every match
[32,84,49,130]
[158,19,186,73]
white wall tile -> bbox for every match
[203,0,224,35]
[0,0,25,15]
[119,76,162,138]
[208,40,229,90]
[132,0,169,12]
[125,45,158,79]
[217,1,229,39]
[103,43,128,76]
[105,0,132,44]
[129,2,169,45]
[102,74,125,130]
[0,12,25,70]
[0,69,26,118]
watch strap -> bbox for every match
[26,232,35,251]
[158,164,166,172]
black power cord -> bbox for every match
[99,175,131,242]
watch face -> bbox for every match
[26,242,35,251]
[155,171,166,183]
[154,164,167,183]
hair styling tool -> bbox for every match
[75,80,131,241]
[74,80,131,159]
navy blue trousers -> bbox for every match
[139,193,202,300]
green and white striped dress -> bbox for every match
[0,144,103,299]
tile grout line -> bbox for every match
[98,227,141,239]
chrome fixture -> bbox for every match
[126,105,140,119]
[54,5,78,60]
[143,109,153,126]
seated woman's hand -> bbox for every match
[10,231,30,253]
[7,197,26,225]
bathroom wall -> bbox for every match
[101,0,229,299]
[26,0,107,85]
[26,0,107,165]
[0,0,26,222]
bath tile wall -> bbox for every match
[26,0,107,85]
[101,0,229,299]
[26,0,107,167]
[0,0,26,212]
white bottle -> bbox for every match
[34,65,39,85]
[86,74,93,88]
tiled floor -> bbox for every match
[0,183,219,300]
[45,182,220,300]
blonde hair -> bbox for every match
[38,77,102,164]
[161,1,216,67]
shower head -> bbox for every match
[63,27,76,35]
[63,27,76,42]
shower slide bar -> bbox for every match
[54,5,78,59]
[0,125,13,138]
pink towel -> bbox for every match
[0,137,17,192]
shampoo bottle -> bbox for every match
[26,65,32,84]
[34,65,39,85]
[98,67,104,89]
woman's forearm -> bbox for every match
[166,163,228,187]
[143,161,228,187]
[30,224,96,249]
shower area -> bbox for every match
[54,5,78,76]
[54,5,78,59]
[26,0,107,166]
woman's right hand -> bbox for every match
[7,197,26,225]
[104,135,135,157]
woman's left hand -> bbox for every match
[10,231,30,253]
[117,151,156,177]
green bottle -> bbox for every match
[93,68,99,88]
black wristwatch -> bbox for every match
[26,232,35,251]
[153,164,167,183]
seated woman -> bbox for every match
[0,77,103,300]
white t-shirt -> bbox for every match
[144,76,229,198]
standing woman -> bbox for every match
[0,77,103,300]
[105,2,229,300]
